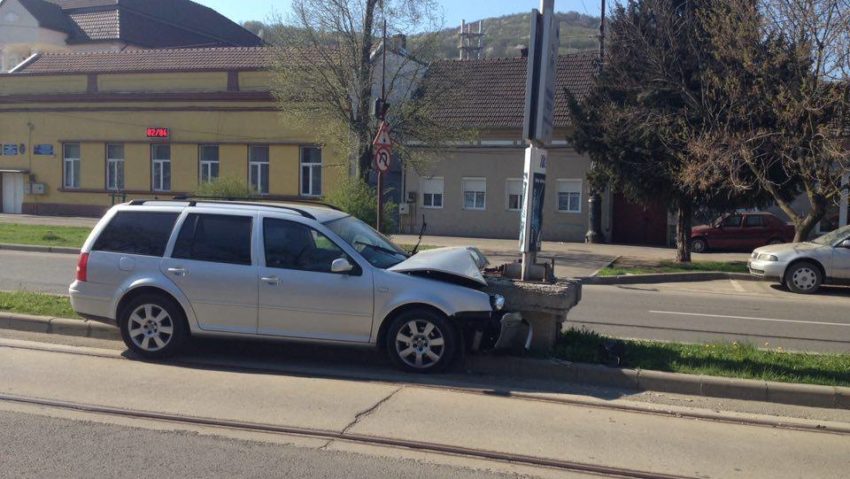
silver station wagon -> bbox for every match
[69,200,525,372]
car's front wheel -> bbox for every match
[691,237,708,253]
[785,261,823,294]
[386,309,457,373]
[119,294,188,359]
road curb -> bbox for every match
[2,312,846,410]
[0,243,79,255]
[464,356,850,410]
[581,271,759,285]
[2,312,116,339]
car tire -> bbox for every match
[119,293,189,359]
[385,309,458,373]
[691,238,708,253]
[785,261,823,294]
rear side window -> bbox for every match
[744,215,765,227]
[172,214,253,265]
[92,211,179,257]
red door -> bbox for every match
[612,193,668,245]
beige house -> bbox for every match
[401,52,615,242]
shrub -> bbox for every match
[194,177,256,199]
[326,177,396,233]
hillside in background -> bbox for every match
[242,11,600,60]
[425,11,600,59]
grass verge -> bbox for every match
[598,258,748,276]
[0,291,80,319]
[0,223,89,248]
[555,328,850,387]
[396,243,440,252]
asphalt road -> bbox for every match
[0,409,521,479]
[571,280,850,352]
[2,335,849,479]
[2,249,849,352]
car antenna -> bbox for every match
[410,215,427,255]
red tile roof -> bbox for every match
[423,51,599,129]
[17,47,273,74]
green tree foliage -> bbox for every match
[326,177,397,233]
[194,177,256,199]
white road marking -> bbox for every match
[729,279,746,292]
[649,310,850,327]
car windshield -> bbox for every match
[811,224,850,246]
[324,216,409,269]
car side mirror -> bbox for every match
[839,239,850,249]
[331,257,354,273]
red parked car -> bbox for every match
[690,212,795,253]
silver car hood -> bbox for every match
[389,247,489,286]
[753,241,825,256]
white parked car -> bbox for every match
[748,225,850,294]
[69,200,527,373]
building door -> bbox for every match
[611,193,668,245]
[1,173,24,214]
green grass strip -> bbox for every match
[0,223,90,248]
[0,291,80,319]
[555,328,850,387]
[598,260,749,276]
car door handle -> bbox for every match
[260,275,280,285]
[167,267,188,277]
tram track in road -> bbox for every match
[2,338,850,438]
[0,392,698,479]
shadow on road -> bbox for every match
[120,336,634,402]
[768,283,850,298]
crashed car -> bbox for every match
[69,199,528,372]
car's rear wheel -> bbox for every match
[386,309,457,373]
[691,237,708,253]
[785,261,822,294]
[119,294,188,359]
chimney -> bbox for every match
[391,33,407,51]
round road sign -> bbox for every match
[375,146,391,173]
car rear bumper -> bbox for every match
[69,280,115,320]
[747,260,785,281]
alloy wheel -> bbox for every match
[127,304,175,352]
[394,319,445,369]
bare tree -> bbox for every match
[269,0,472,180]
[690,0,850,241]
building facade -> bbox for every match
[0,48,344,216]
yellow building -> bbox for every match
[0,47,344,215]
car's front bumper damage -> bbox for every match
[456,311,532,353]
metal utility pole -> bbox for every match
[585,0,605,244]
[519,0,559,281]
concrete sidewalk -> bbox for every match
[0,213,98,228]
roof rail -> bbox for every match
[129,198,317,220]
[173,195,343,212]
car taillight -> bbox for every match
[76,252,89,282]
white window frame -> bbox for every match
[151,144,171,192]
[420,177,444,209]
[300,146,322,197]
[462,177,486,210]
[249,145,270,195]
[199,144,220,184]
[106,143,124,191]
[63,143,81,189]
[556,179,583,214]
[505,178,524,211]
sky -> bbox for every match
[193,1,601,26]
